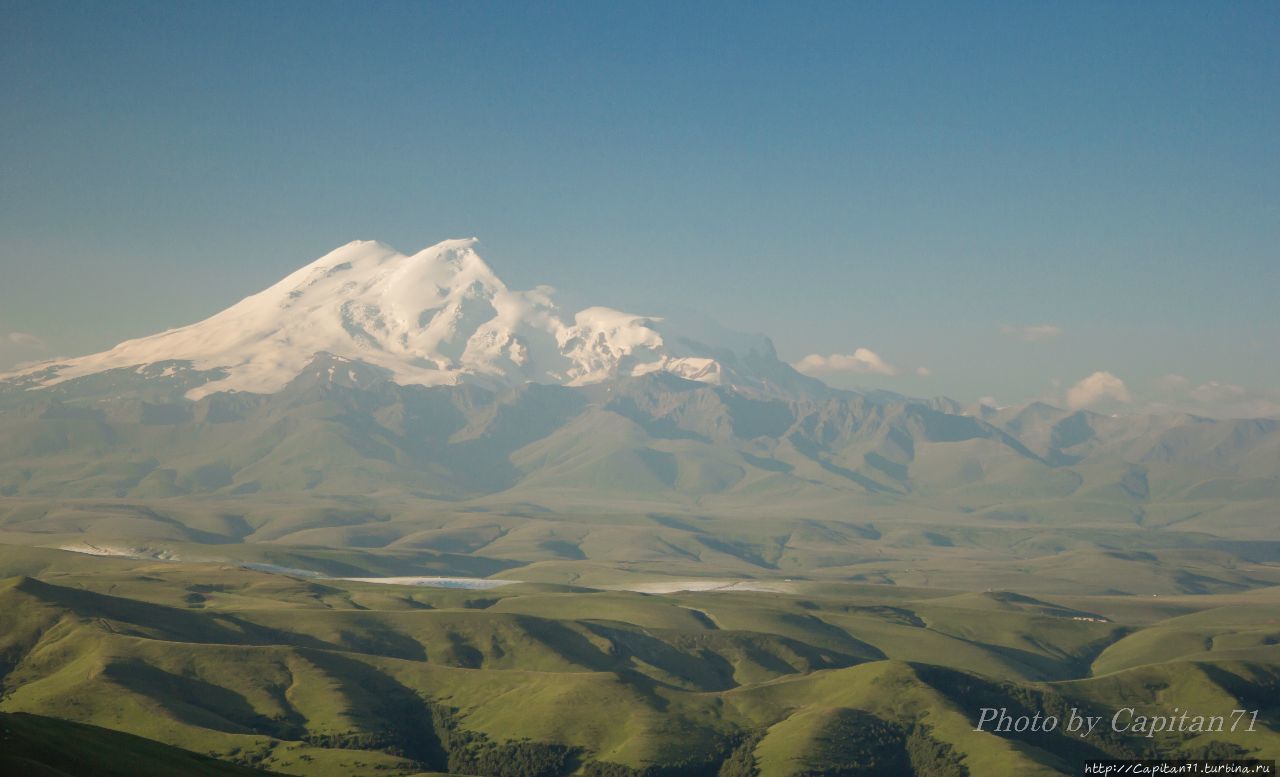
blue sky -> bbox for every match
[2,1,1277,413]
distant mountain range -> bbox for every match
[1,239,1277,520]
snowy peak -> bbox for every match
[7,238,824,399]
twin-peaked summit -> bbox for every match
[11,238,821,399]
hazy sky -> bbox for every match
[2,1,1278,415]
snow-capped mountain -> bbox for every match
[6,238,822,399]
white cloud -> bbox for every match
[915,366,931,377]
[5,332,44,349]
[793,348,898,376]
[1188,381,1249,404]
[0,331,50,371]
[1153,373,1190,394]
[1000,323,1062,342]
[1065,371,1131,410]
[1143,376,1280,418]
[1183,381,1279,417]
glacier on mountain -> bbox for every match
[6,238,820,399]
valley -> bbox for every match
[0,479,1277,777]
[1,240,1276,775]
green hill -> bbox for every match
[0,710,284,777]
[0,553,1276,776]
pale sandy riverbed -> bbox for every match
[336,576,517,589]
[606,580,795,594]
[55,544,515,589]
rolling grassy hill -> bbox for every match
[1,548,1276,776]
[0,710,291,777]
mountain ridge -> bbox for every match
[1,361,1277,535]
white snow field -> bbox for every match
[8,238,808,399]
